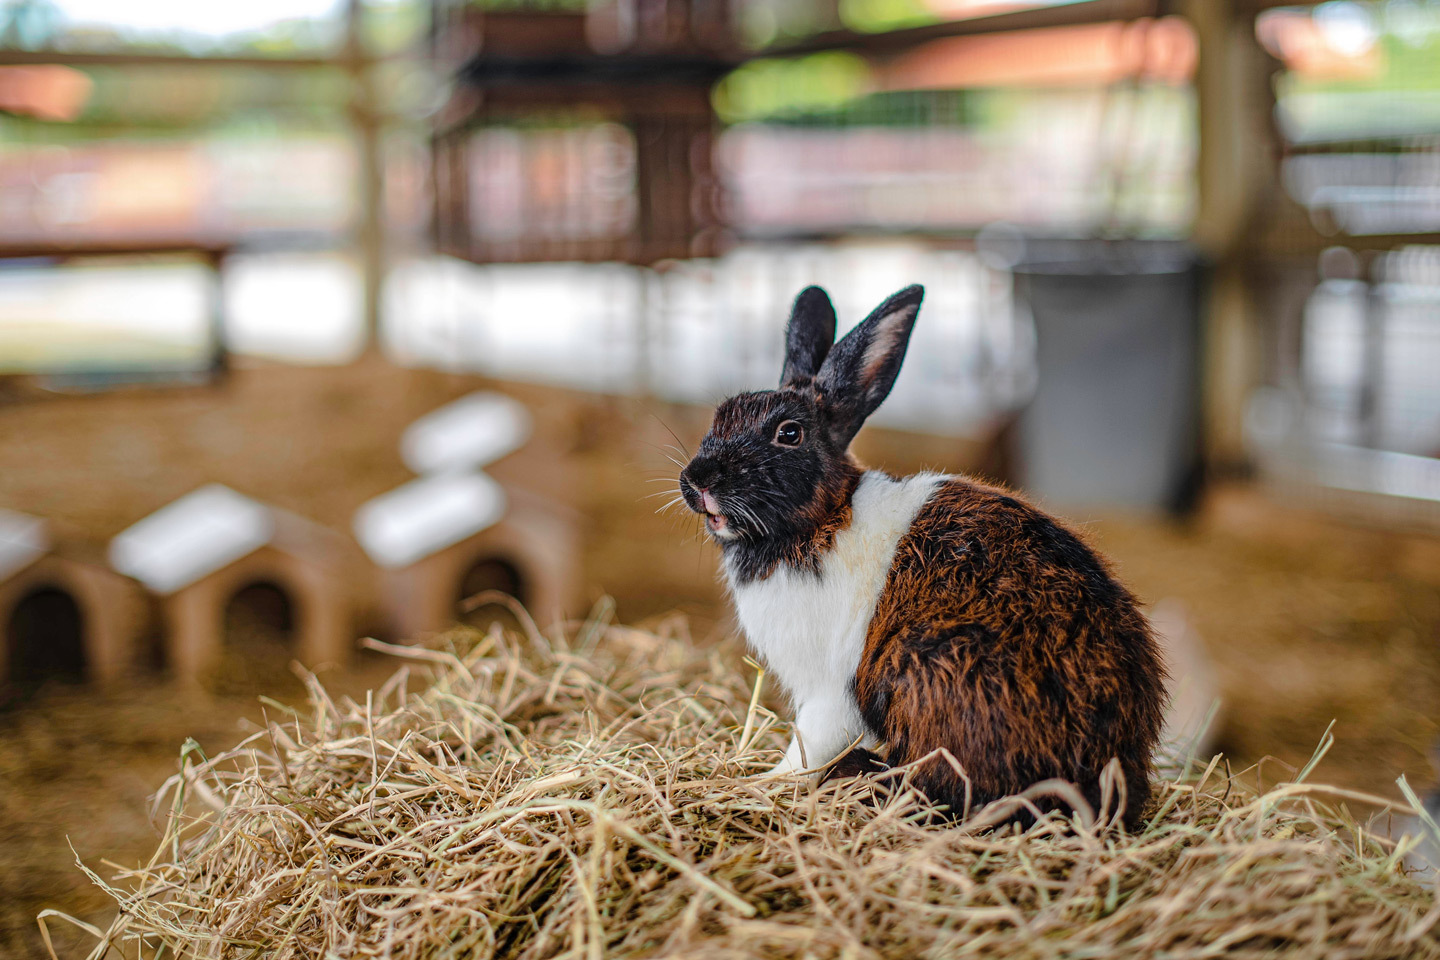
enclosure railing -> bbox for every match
[383,241,1033,438]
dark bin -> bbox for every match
[1013,242,1204,513]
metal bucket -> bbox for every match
[1013,242,1204,513]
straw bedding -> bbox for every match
[49,609,1440,959]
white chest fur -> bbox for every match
[726,470,946,768]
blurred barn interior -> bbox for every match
[2,1,1439,954]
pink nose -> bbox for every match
[700,490,722,515]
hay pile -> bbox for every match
[48,609,1440,959]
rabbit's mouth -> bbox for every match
[700,491,731,535]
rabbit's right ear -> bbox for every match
[814,284,923,448]
[780,286,837,388]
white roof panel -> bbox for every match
[401,392,532,475]
[0,509,49,581]
[353,471,506,569]
[109,484,275,593]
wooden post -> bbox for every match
[347,0,386,353]
[1180,0,1277,473]
[205,248,229,376]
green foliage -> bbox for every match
[1271,1,1440,99]
[713,52,874,124]
[838,0,937,34]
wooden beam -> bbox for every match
[0,240,231,259]
[0,49,336,70]
[1241,0,1328,10]
[764,0,1157,58]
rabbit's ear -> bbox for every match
[815,285,923,448]
[780,286,837,388]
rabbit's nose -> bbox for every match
[683,458,720,489]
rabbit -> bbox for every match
[678,283,1168,828]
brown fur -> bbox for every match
[851,477,1168,828]
[781,465,859,575]
[774,386,862,577]
[779,385,861,577]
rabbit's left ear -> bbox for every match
[815,284,924,448]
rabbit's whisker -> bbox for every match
[655,496,688,515]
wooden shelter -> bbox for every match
[355,471,582,640]
[353,389,581,638]
[108,485,352,683]
[0,509,149,690]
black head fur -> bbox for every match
[678,284,925,582]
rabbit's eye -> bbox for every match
[774,420,804,447]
